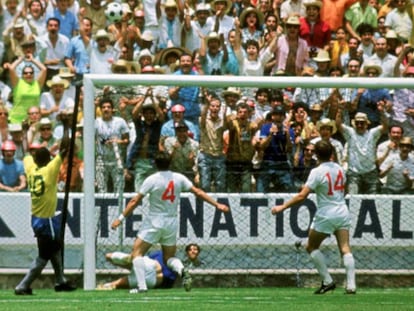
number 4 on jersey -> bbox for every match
[326,170,345,195]
[162,181,176,203]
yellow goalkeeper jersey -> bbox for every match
[24,154,62,218]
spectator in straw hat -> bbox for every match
[40,75,73,123]
[157,0,184,49]
[239,6,264,46]
[58,67,76,98]
[222,87,242,116]
[352,63,392,128]
[273,15,309,76]
[380,136,414,194]
[207,0,235,43]
[336,106,389,194]
[183,3,213,53]
[312,49,331,76]
[199,31,227,75]
[301,103,324,143]
[34,117,59,156]
[8,123,26,160]
[88,29,119,74]
[300,1,331,51]
[311,117,344,164]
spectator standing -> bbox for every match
[292,141,317,191]
[384,0,412,43]
[78,0,106,36]
[226,102,258,193]
[160,104,199,143]
[162,121,199,183]
[35,117,59,156]
[280,0,306,23]
[0,140,26,192]
[25,0,48,37]
[199,31,228,75]
[299,1,331,51]
[168,53,200,127]
[344,0,378,41]
[207,0,234,43]
[257,105,295,193]
[8,123,26,160]
[198,96,227,192]
[321,0,357,33]
[46,0,79,39]
[336,108,388,194]
[95,98,130,194]
[0,104,9,149]
[183,3,213,53]
[88,29,119,74]
[157,0,184,49]
[8,55,47,124]
[39,18,70,85]
[376,125,404,167]
[274,16,308,76]
[40,75,73,122]
[239,6,264,46]
[379,136,414,194]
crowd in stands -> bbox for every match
[1,0,414,195]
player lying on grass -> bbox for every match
[271,140,356,295]
[97,250,177,290]
[111,151,230,293]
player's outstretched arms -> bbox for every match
[111,193,145,229]
[271,186,311,215]
[191,186,230,213]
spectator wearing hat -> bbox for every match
[280,0,306,24]
[336,105,389,194]
[8,123,26,160]
[64,17,93,84]
[136,48,154,71]
[311,50,331,76]
[34,117,59,156]
[8,54,47,124]
[46,0,79,39]
[126,96,164,192]
[39,18,70,87]
[362,37,403,77]
[183,3,213,53]
[311,118,345,165]
[87,29,119,74]
[351,63,392,128]
[257,105,295,192]
[344,0,377,42]
[169,53,201,127]
[160,104,199,144]
[3,17,34,66]
[299,1,331,51]
[207,0,235,43]
[221,87,242,117]
[40,75,73,123]
[273,16,309,76]
[162,121,199,182]
[199,31,228,75]
[226,102,258,193]
[301,103,324,143]
[155,46,187,74]
[157,0,184,50]
[132,9,146,33]
[391,65,414,138]
[79,0,110,36]
[239,6,264,46]
[0,140,26,192]
[58,67,76,98]
[380,136,414,194]
[198,96,228,192]
[384,30,402,57]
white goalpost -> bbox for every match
[82,74,414,290]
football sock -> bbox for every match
[132,257,147,290]
[16,257,47,289]
[310,249,333,285]
[343,253,356,290]
[50,251,66,284]
[167,257,184,276]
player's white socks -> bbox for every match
[310,249,333,285]
[110,252,131,266]
[343,253,356,290]
[132,257,147,291]
[167,257,184,276]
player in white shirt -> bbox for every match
[111,151,229,293]
[272,140,356,295]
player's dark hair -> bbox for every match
[34,147,51,167]
[314,140,333,161]
[185,243,201,253]
[155,151,171,170]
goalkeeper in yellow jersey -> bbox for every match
[15,113,76,295]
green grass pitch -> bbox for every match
[1,287,413,311]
